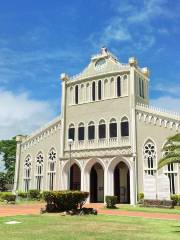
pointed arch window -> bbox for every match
[121,117,129,137]
[163,144,177,194]
[48,148,56,191]
[99,119,106,139]
[36,152,44,190]
[117,76,121,97]
[88,121,95,140]
[109,118,117,138]
[68,124,75,141]
[78,122,85,141]
[24,155,31,192]
[75,85,79,104]
[92,81,96,101]
[144,141,156,175]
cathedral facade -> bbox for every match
[14,48,180,204]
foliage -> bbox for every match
[0,137,16,185]
[0,192,16,202]
[28,189,41,200]
[43,190,89,212]
[17,191,28,199]
[171,194,180,206]
[105,196,117,208]
[137,192,144,202]
[0,172,7,191]
[158,133,180,169]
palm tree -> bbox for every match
[158,133,180,169]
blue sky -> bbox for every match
[0,0,180,139]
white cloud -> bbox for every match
[92,0,174,51]
[101,18,131,44]
[151,96,180,112]
[153,83,180,95]
[0,89,56,140]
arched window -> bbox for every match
[123,75,128,96]
[36,152,44,190]
[78,122,85,141]
[80,84,84,103]
[24,155,31,192]
[144,141,156,175]
[92,81,96,101]
[88,121,95,140]
[163,143,177,194]
[99,119,106,139]
[104,79,108,98]
[110,78,115,97]
[70,86,74,104]
[98,80,102,100]
[109,118,117,138]
[48,148,56,191]
[86,83,90,102]
[142,80,144,98]
[117,76,121,97]
[75,85,79,104]
[68,124,75,141]
[139,78,142,97]
[121,117,129,137]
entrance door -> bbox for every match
[90,166,97,202]
[114,162,130,203]
[90,163,104,202]
[70,163,81,190]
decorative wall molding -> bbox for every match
[136,104,180,131]
[21,118,61,152]
[136,103,180,121]
[61,147,132,160]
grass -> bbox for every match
[0,214,180,240]
[113,204,180,215]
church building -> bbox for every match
[14,48,180,204]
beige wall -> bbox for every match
[17,119,61,191]
[136,109,180,193]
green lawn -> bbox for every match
[0,214,180,240]
[114,204,180,215]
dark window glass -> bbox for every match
[110,123,117,138]
[117,77,121,97]
[78,127,84,140]
[68,128,75,140]
[92,82,96,101]
[121,121,129,137]
[99,124,106,139]
[142,80,144,98]
[139,78,141,97]
[75,85,78,104]
[88,125,95,140]
[98,80,102,100]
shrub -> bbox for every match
[137,192,144,202]
[1,192,16,202]
[171,194,180,206]
[28,189,41,200]
[17,191,28,199]
[142,199,174,208]
[43,190,89,212]
[105,196,117,208]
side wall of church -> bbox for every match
[136,108,180,194]
[17,119,61,191]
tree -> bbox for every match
[0,137,16,185]
[158,134,180,169]
[0,172,7,191]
